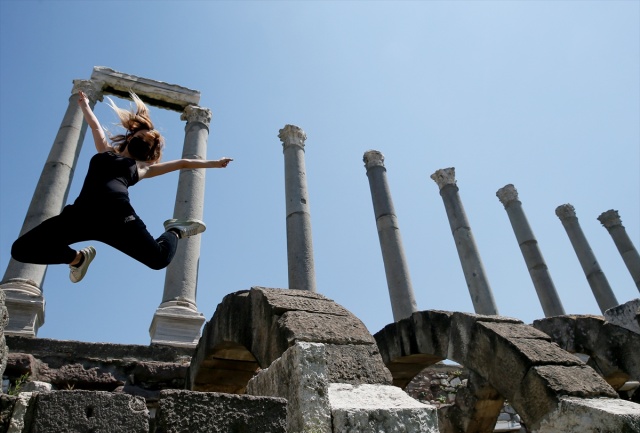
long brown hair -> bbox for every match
[107,92,164,162]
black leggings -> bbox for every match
[11,202,178,270]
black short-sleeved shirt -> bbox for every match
[75,151,139,205]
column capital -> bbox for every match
[598,209,622,229]
[279,124,307,150]
[363,150,385,170]
[72,79,104,103]
[496,184,519,208]
[430,167,456,190]
[556,204,577,220]
[180,105,212,127]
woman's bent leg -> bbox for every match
[99,216,179,270]
[11,206,87,265]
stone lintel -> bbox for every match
[91,66,200,111]
[149,306,205,348]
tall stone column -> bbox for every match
[556,204,618,313]
[149,105,210,347]
[598,209,640,292]
[431,168,498,315]
[279,125,317,292]
[0,79,103,337]
[363,150,418,321]
[497,184,565,317]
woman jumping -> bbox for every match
[11,90,233,283]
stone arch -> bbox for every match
[533,315,640,391]
[374,310,618,431]
[186,287,392,393]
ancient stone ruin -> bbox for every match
[0,67,639,432]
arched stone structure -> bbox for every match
[374,310,619,432]
[533,315,640,391]
[187,287,392,393]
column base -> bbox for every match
[149,302,205,348]
[0,279,45,337]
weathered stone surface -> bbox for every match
[279,311,374,345]
[252,288,351,316]
[536,396,640,433]
[5,337,190,394]
[155,390,287,433]
[467,322,582,402]
[605,298,640,334]
[533,314,640,390]
[447,312,522,365]
[513,365,618,429]
[0,394,17,433]
[189,287,390,393]
[592,322,640,388]
[247,342,331,433]
[325,344,392,385]
[29,390,148,433]
[329,383,439,433]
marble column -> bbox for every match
[556,204,618,313]
[598,210,640,292]
[149,105,210,347]
[431,168,498,315]
[0,79,103,337]
[363,150,418,321]
[497,184,565,317]
[279,125,317,292]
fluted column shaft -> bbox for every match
[431,168,498,315]
[598,210,640,292]
[149,106,210,347]
[279,125,317,292]
[556,204,618,313]
[0,79,102,336]
[363,150,418,321]
[497,184,565,316]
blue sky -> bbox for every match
[1,1,638,346]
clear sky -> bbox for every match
[0,1,638,346]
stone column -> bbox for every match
[149,105,210,347]
[556,204,618,313]
[0,79,103,337]
[279,125,317,292]
[598,210,640,292]
[363,150,418,321]
[497,184,565,317]
[431,168,498,315]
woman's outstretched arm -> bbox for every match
[78,91,110,153]
[142,157,233,179]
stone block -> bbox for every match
[536,396,640,433]
[512,365,617,429]
[29,390,148,433]
[247,342,331,433]
[0,394,16,433]
[278,311,374,345]
[251,287,350,317]
[467,321,581,401]
[154,390,286,433]
[411,310,452,360]
[605,298,640,334]
[447,312,521,365]
[325,344,393,385]
[329,383,439,433]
